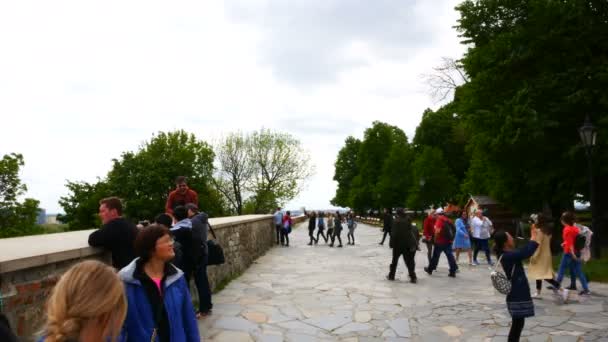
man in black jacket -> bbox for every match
[379,208,393,245]
[88,197,138,270]
[186,203,213,317]
[387,208,419,283]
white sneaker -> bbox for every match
[561,289,569,303]
[532,291,541,299]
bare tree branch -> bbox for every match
[421,57,470,103]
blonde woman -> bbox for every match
[528,213,560,298]
[39,260,127,342]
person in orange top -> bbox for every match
[165,176,199,215]
[555,211,590,297]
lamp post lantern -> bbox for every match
[579,116,599,258]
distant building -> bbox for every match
[45,214,61,224]
[37,208,47,225]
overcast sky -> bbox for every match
[0,0,466,214]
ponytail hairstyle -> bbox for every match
[493,230,508,259]
[42,260,127,342]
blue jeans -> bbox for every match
[194,254,213,313]
[556,253,589,291]
[428,243,458,274]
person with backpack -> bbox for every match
[555,211,591,297]
[493,229,540,342]
[471,208,494,266]
[424,208,458,277]
[316,211,328,243]
[330,212,344,247]
[186,204,212,318]
[281,211,293,247]
[386,208,419,283]
[170,205,194,282]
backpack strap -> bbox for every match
[208,223,217,240]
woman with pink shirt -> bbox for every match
[119,224,199,341]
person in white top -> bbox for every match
[470,208,494,265]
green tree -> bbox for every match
[350,121,407,210]
[213,132,255,215]
[0,153,41,237]
[60,131,228,228]
[331,136,361,208]
[407,146,458,210]
[247,129,313,213]
[413,103,469,181]
[58,180,110,230]
[376,130,413,209]
[455,0,608,218]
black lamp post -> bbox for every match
[579,116,599,257]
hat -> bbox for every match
[435,208,444,215]
[185,203,199,212]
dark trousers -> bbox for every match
[194,255,213,313]
[380,231,390,244]
[428,243,458,274]
[508,317,525,342]
[424,240,433,264]
[275,224,282,245]
[331,228,342,246]
[326,228,334,243]
[280,229,289,246]
[317,228,327,243]
[308,228,317,244]
[388,248,416,280]
[536,279,560,291]
[473,238,492,264]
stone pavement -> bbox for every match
[198,222,608,341]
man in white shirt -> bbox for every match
[470,208,494,265]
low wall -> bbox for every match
[0,214,305,340]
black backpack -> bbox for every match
[574,233,587,252]
[442,219,456,241]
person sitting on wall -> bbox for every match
[88,197,138,270]
[165,176,199,216]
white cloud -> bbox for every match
[0,0,465,214]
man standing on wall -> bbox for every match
[165,176,199,216]
[88,197,138,270]
[273,207,283,245]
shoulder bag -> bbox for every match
[206,224,226,266]
[490,254,515,295]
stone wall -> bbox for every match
[0,214,305,341]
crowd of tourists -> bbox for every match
[380,205,594,342]
[18,176,212,341]
[272,208,357,248]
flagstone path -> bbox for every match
[198,222,608,341]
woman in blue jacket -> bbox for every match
[494,229,539,342]
[119,224,199,342]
